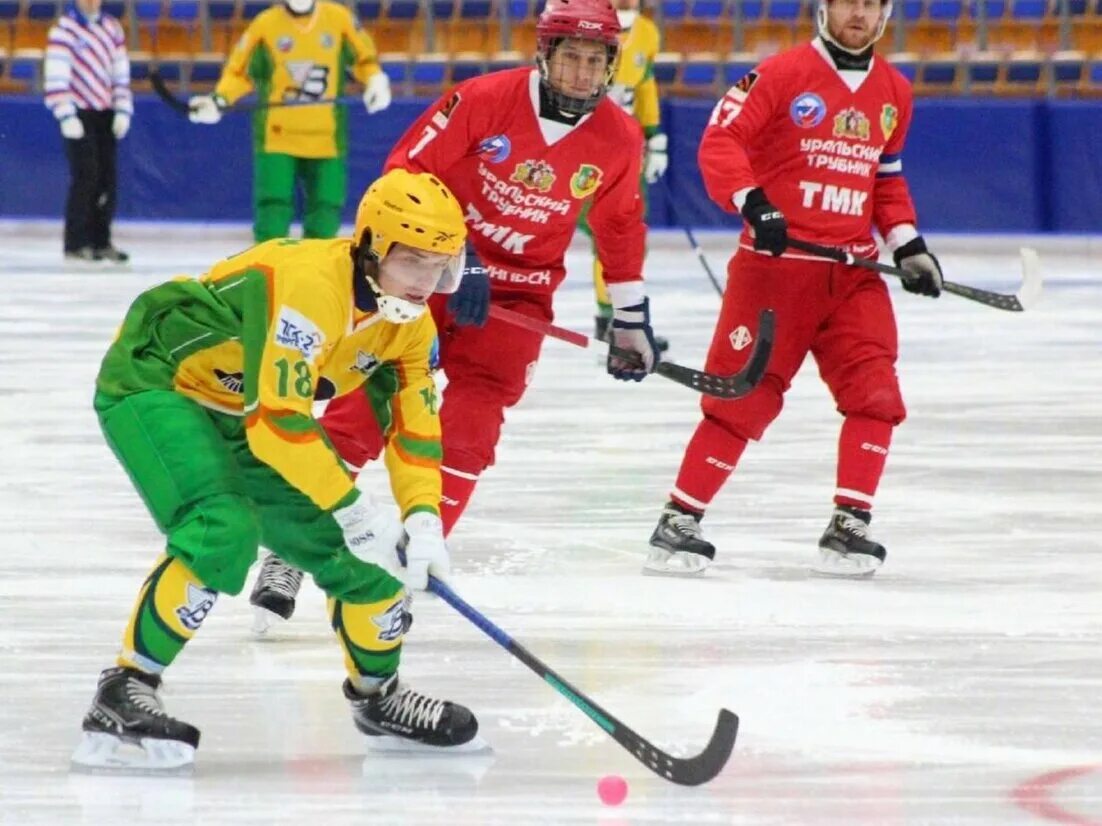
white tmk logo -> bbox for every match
[728,325,753,351]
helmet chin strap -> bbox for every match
[366,274,427,324]
[616,9,637,27]
[816,0,890,55]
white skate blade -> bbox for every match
[641,547,711,577]
[250,606,285,637]
[812,548,883,579]
[71,732,196,772]
[363,733,492,755]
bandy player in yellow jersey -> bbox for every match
[70,170,483,771]
[188,0,392,242]
[581,0,669,348]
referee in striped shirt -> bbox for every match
[44,0,132,264]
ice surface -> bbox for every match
[1,222,1099,825]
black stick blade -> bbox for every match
[618,708,739,786]
[150,70,191,115]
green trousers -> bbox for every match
[254,151,347,242]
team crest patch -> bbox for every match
[176,583,217,632]
[512,160,556,193]
[274,306,325,361]
[728,325,753,352]
[373,596,412,643]
[833,107,871,141]
[569,164,603,199]
[214,368,243,394]
[477,134,511,163]
[349,350,380,376]
[790,92,826,128]
[880,104,899,141]
[276,35,293,52]
[440,91,461,119]
[320,32,334,49]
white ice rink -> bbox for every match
[1,222,1099,825]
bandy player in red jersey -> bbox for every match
[246,0,660,627]
[644,0,945,579]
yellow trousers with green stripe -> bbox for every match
[98,389,405,684]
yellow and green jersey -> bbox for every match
[216,0,381,158]
[96,238,442,518]
[607,15,662,138]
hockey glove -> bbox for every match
[644,133,669,184]
[363,71,392,114]
[112,112,130,139]
[607,297,659,382]
[59,115,84,140]
[333,495,404,576]
[740,187,788,257]
[401,512,451,591]
[447,247,490,327]
[188,94,225,125]
[893,236,943,298]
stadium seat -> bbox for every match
[926,0,965,20]
[377,50,409,93]
[356,0,383,21]
[450,50,486,81]
[411,52,448,94]
[1049,48,1085,94]
[9,47,42,91]
[661,0,689,21]
[723,52,756,85]
[459,0,494,18]
[431,0,457,19]
[128,50,152,88]
[488,49,523,71]
[965,50,1002,92]
[0,1,19,19]
[766,0,803,20]
[734,0,764,20]
[999,49,1044,93]
[889,50,922,82]
[189,52,224,90]
[677,53,720,96]
[653,51,679,85]
[240,1,268,20]
[387,0,422,20]
[913,51,961,93]
[899,0,924,21]
[169,1,201,21]
[689,0,726,19]
[1085,52,1102,93]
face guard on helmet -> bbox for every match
[283,0,316,15]
[816,0,893,54]
[352,169,468,324]
[536,0,621,116]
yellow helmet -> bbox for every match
[352,169,469,323]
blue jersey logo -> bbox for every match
[790,92,827,129]
[477,134,511,164]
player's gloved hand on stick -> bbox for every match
[188,94,225,125]
[363,71,392,114]
[643,133,668,184]
[740,187,788,257]
[59,115,84,140]
[893,236,943,298]
[333,495,403,575]
[447,247,490,327]
[112,112,130,139]
[401,512,451,590]
[607,297,660,382]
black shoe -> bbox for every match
[249,552,304,621]
[72,666,200,768]
[815,505,886,577]
[644,503,715,575]
[344,673,479,748]
[595,313,670,353]
[64,246,102,264]
[94,245,129,264]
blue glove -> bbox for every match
[606,297,660,382]
[447,248,490,327]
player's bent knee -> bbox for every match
[167,493,261,595]
[700,376,784,442]
[836,377,907,425]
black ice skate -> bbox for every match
[344,673,485,752]
[644,504,716,576]
[249,552,304,635]
[595,313,670,353]
[94,245,130,264]
[71,666,200,770]
[814,505,887,578]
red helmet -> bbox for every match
[536,0,621,48]
[535,0,621,116]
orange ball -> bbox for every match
[597,774,629,806]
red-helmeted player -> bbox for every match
[247,0,660,627]
[645,0,944,579]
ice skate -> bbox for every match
[813,505,887,578]
[643,505,715,576]
[249,552,304,636]
[71,667,200,771]
[344,673,487,753]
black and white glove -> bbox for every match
[892,236,943,298]
[446,247,490,327]
[333,495,404,576]
[643,133,668,184]
[607,297,659,382]
[740,187,788,257]
[188,94,226,125]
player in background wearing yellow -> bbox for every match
[71,170,481,771]
[187,0,392,242]
[582,0,669,349]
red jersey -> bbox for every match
[700,39,918,259]
[385,67,647,297]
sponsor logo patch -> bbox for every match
[728,325,753,351]
[880,103,899,142]
[276,35,294,52]
[274,306,325,360]
[373,596,412,642]
[569,164,603,199]
[214,368,243,394]
[511,160,556,193]
[176,583,217,631]
[790,92,827,128]
[477,134,512,163]
[349,350,380,376]
[832,107,870,141]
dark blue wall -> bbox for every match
[1,95,1099,232]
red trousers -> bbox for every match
[320,290,552,534]
[704,249,906,441]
